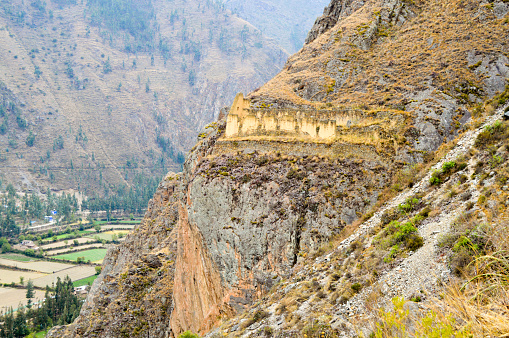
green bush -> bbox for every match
[351,283,362,293]
[430,172,441,185]
[398,197,420,213]
[376,220,424,252]
[429,160,467,186]
[178,331,200,338]
[441,161,456,173]
[475,120,508,149]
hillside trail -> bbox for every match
[318,106,507,331]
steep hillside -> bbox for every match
[252,0,509,152]
[224,0,330,53]
[47,0,509,337]
[0,0,287,194]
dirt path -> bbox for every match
[325,106,506,331]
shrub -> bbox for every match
[253,310,269,322]
[376,220,424,252]
[381,208,398,225]
[351,283,362,293]
[373,297,473,338]
[178,331,200,338]
[475,120,508,149]
[442,161,456,173]
[429,173,441,185]
[384,245,399,263]
[429,160,467,186]
[398,197,420,213]
[26,131,35,146]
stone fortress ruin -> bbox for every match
[224,93,408,145]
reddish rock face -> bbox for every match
[170,204,230,335]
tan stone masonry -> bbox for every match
[225,93,407,144]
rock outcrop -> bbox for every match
[50,113,401,337]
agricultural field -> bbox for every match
[31,265,97,288]
[40,237,96,250]
[94,220,140,226]
[101,224,136,230]
[51,249,108,263]
[41,230,96,242]
[73,275,98,288]
[0,254,35,262]
[0,258,74,274]
[47,244,105,256]
[0,287,45,312]
[0,268,46,285]
[89,230,128,241]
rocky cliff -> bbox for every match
[49,0,509,337]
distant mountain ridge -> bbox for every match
[0,0,287,194]
[225,0,330,53]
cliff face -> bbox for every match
[49,0,509,337]
[50,113,399,337]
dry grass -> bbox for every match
[370,250,509,337]
[254,0,507,111]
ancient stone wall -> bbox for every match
[225,93,406,143]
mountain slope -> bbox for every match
[252,0,509,151]
[47,0,509,337]
[0,0,287,193]
[224,0,330,53]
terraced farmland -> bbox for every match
[40,237,96,250]
[89,230,128,241]
[0,258,74,273]
[31,266,97,288]
[0,268,46,285]
[0,287,46,312]
[51,249,108,263]
[47,244,105,255]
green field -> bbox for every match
[34,331,47,338]
[89,231,127,241]
[73,274,98,287]
[42,230,95,242]
[94,219,141,225]
[0,253,34,262]
[51,249,108,263]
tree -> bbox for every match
[103,57,112,74]
[188,70,196,86]
[26,131,35,147]
[95,266,101,275]
[13,309,29,337]
[53,135,64,151]
[1,242,11,253]
[66,64,74,78]
[26,280,34,308]
[34,66,42,78]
